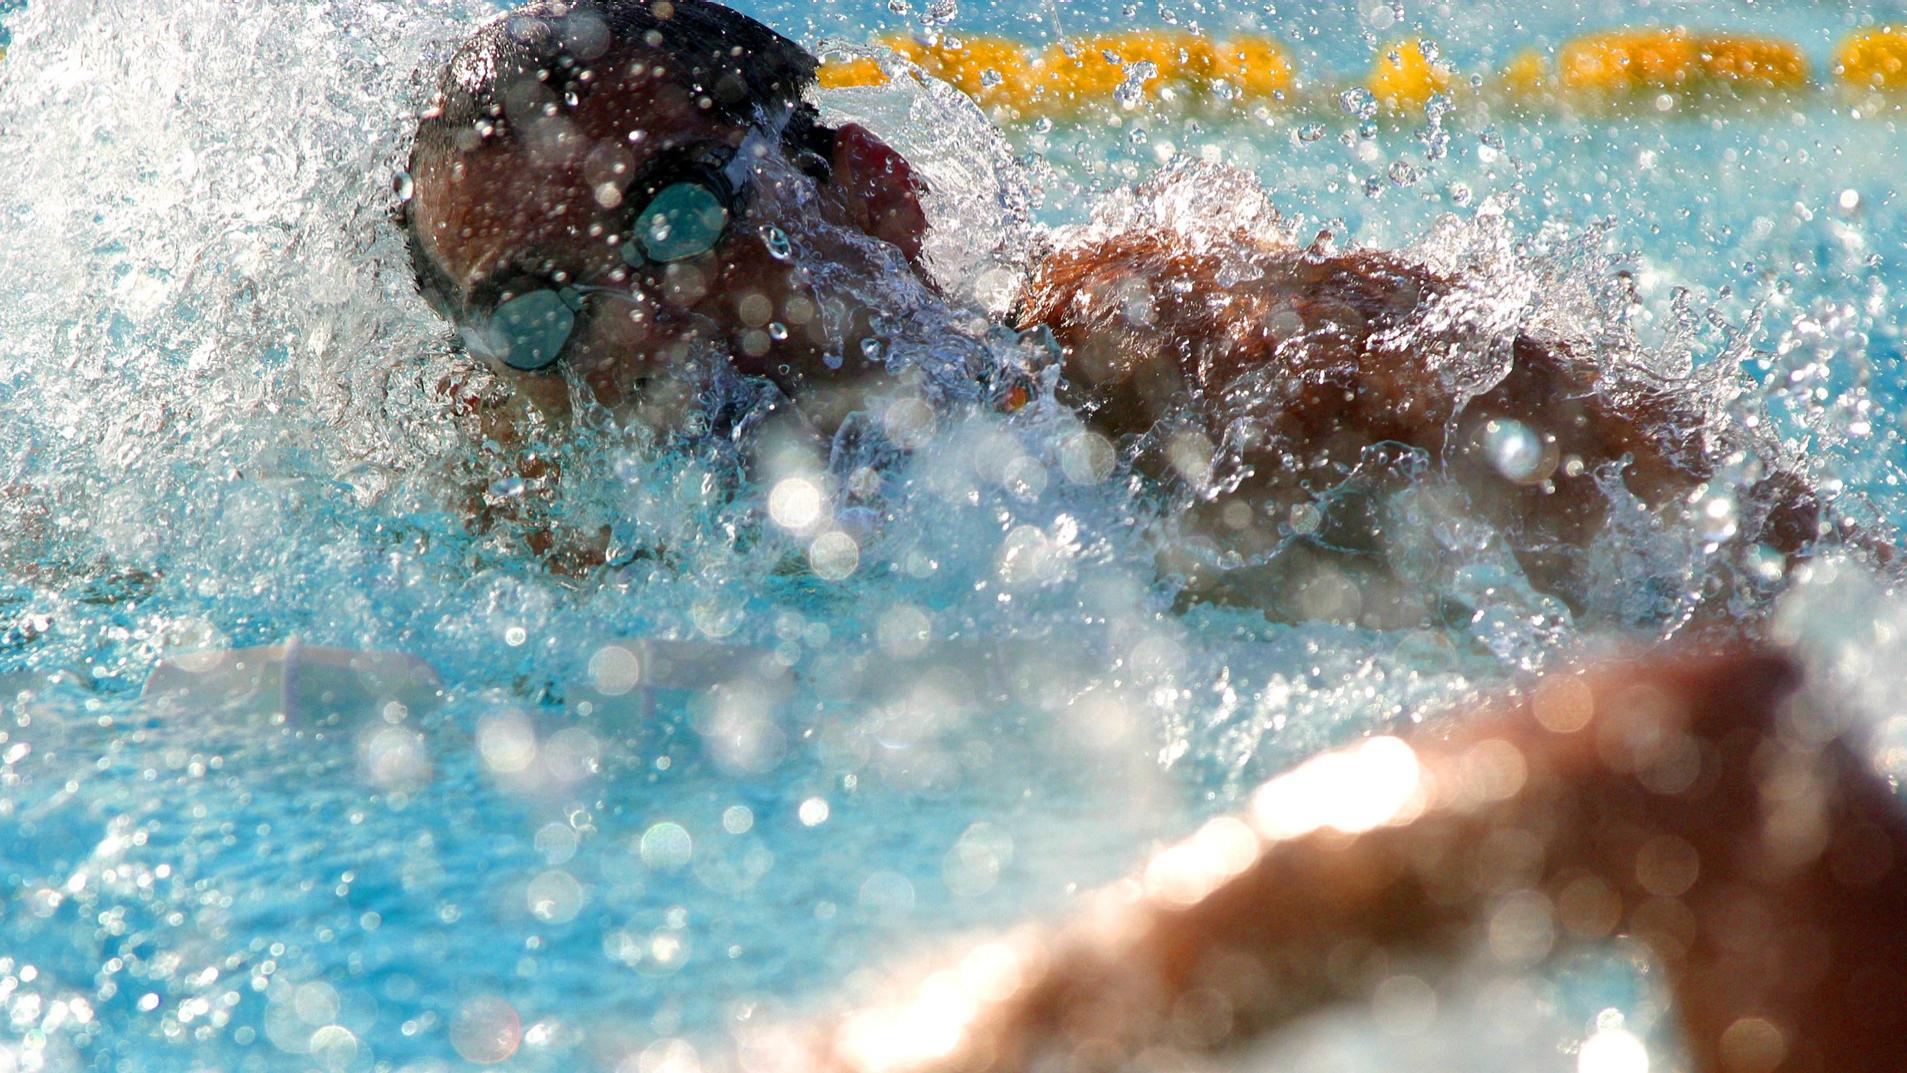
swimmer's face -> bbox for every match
[409,52,929,417]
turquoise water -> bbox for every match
[3,1,1906,1071]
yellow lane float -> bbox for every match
[1559,28,1701,93]
[1214,36,1296,100]
[817,55,887,89]
[878,33,1039,113]
[1703,36,1809,89]
[818,30,1296,117]
[1499,28,1809,107]
[1034,30,1217,111]
[1554,28,1808,100]
[818,26,1827,121]
[1836,28,1907,91]
[1499,48,1554,99]
[1368,39,1452,112]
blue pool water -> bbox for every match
[4,1,1907,1071]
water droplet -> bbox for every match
[1289,502,1322,535]
[1695,490,1740,544]
[1746,544,1787,585]
[798,797,831,826]
[478,711,537,773]
[1115,61,1157,108]
[1388,159,1423,187]
[767,321,788,341]
[1577,1025,1648,1073]
[860,337,885,364]
[587,644,643,696]
[639,822,693,870]
[761,225,793,261]
[1059,430,1116,484]
[1296,122,1326,143]
[526,869,585,923]
[450,997,521,1064]
[391,170,414,202]
[1301,227,1337,264]
[1481,418,1553,484]
[768,476,824,532]
[809,530,860,580]
[1338,87,1379,120]
[979,67,1003,88]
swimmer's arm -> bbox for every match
[819,649,1907,1073]
[1015,233,1880,613]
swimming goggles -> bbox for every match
[482,108,837,372]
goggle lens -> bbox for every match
[630,182,732,264]
[491,286,583,371]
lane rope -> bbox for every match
[818,25,1904,121]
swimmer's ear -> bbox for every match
[827,122,929,268]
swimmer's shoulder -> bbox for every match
[1011,225,1446,343]
[1008,224,1455,438]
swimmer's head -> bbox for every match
[403,0,930,412]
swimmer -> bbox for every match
[815,646,1907,1073]
[400,0,1863,628]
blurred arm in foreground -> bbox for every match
[817,649,1907,1073]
